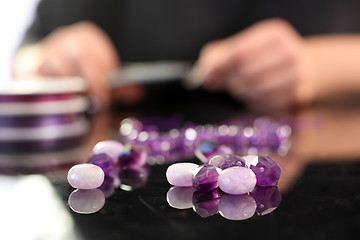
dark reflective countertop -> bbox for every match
[0,84,359,240]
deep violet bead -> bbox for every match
[118,145,147,168]
[246,156,281,186]
[192,164,221,192]
[87,153,114,174]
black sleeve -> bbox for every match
[19,0,115,47]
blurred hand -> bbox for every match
[13,21,144,107]
[194,18,311,112]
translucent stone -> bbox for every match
[247,156,281,186]
[209,154,247,170]
[118,145,147,168]
[195,140,233,163]
[250,186,282,216]
[92,140,124,163]
[166,162,199,187]
[67,163,105,189]
[87,153,114,174]
[166,187,195,209]
[192,164,221,192]
[68,189,105,214]
[218,167,256,195]
[219,194,257,220]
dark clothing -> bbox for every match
[23,0,360,62]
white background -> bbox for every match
[0,0,40,83]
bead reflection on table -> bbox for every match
[68,189,105,214]
[192,189,223,218]
[166,186,195,209]
[218,194,257,220]
[166,186,281,221]
[119,165,150,191]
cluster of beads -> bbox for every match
[120,117,291,165]
[67,140,148,190]
[166,154,281,195]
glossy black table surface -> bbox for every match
[0,84,359,240]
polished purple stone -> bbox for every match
[250,186,282,216]
[248,156,281,186]
[195,140,233,163]
[118,145,147,168]
[209,154,247,170]
[98,175,115,198]
[98,174,114,190]
[192,164,220,192]
[87,153,114,174]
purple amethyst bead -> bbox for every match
[192,164,221,192]
[87,153,114,174]
[209,154,247,170]
[118,145,147,168]
[98,175,115,198]
[248,156,281,186]
[195,140,233,163]
[250,186,282,216]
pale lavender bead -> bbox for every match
[218,194,257,220]
[68,189,105,214]
[166,162,199,187]
[92,140,124,163]
[166,187,195,209]
[67,163,105,189]
[218,167,257,195]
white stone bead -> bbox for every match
[67,163,105,189]
[166,162,199,187]
[68,189,105,214]
[218,166,256,195]
[92,140,124,163]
